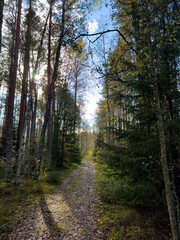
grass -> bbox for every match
[0,163,78,238]
[93,155,172,240]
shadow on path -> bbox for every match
[40,194,62,239]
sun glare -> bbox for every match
[34,74,41,81]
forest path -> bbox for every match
[9,157,103,240]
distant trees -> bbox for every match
[80,129,96,155]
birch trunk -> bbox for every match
[15,94,31,185]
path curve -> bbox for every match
[8,158,103,240]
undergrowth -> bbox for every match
[0,164,77,238]
[93,155,171,240]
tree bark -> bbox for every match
[74,71,78,133]
[105,78,111,144]
[5,0,22,181]
[47,0,53,162]
[34,0,66,180]
[0,0,4,52]
[15,92,31,185]
[1,22,16,155]
[17,0,32,151]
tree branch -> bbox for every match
[74,29,138,56]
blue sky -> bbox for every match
[82,2,117,127]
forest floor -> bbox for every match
[7,157,103,240]
[1,156,171,240]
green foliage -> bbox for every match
[51,85,82,168]
[95,159,170,240]
[96,159,163,207]
[64,133,82,164]
[45,170,61,184]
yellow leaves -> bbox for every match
[76,39,86,49]
[131,72,136,77]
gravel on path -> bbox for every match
[8,157,103,240]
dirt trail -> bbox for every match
[8,158,103,240]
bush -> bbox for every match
[45,171,61,184]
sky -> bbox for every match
[81,2,116,128]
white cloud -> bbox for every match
[39,0,48,6]
[82,88,101,127]
[87,20,98,34]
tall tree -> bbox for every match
[47,0,53,162]
[5,0,22,181]
[0,0,4,52]
[17,0,32,151]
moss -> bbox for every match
[0,164,78,237]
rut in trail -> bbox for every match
[9,158,103,240]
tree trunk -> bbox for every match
[28,87,37,169]
[5,0,22,181]
[34,0,66,180]
[0,0,4,52]
[17,0,32,151]
[47,0,53,162]
[105,78,111,144]
[1,26,16,155]
[15,92,31,185]
[74,72,78,133]
[144,3,179,239]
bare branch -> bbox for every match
[74,29,138,56]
